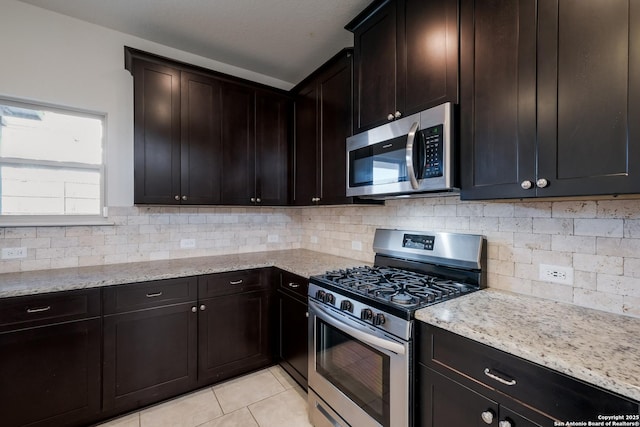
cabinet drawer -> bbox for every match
[279,270,308,300]
[0,289,100,332]
[103,277,198,315]
[198,269,265,298]
[419,324,639,420]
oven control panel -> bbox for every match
[402,233,435,251]
[309,283,411,341]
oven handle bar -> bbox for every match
[310,300,406,355]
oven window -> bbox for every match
[316,319,390,426]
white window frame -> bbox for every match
[0,97,111,227]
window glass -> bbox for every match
[0,100,105,221]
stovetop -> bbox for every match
[310,265,479,320]
[323,265,475,307]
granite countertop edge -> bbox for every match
[415,288,640,403]
[0,249,368,298]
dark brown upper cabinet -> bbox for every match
[346,0,459,134]
[221,85,290,206]
[125,47,290,206]
[292,49,355,206]
[460,0,640,199]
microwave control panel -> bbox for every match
[421,124,444,178]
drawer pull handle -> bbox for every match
[27,306,51,314]
[288,282,300,288]
[484,368,516,386]
[229,280,243,285]
[146,292,163,298]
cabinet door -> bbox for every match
[0,319,101,427]
[460,0,537,200]
[537,0,640,197]
[180,72,222,204]
[278,291,308,389]
[353,0,398,133]
[103,302,198,413]
[318,52,353,205]
[293,82,319,205]
[256,92,290,205]
[133,59,181,204]
[220,83,256,205]
[198,290,271,385]
[418,365,499,427]
[402,0,458,115]
[500,406,547,427]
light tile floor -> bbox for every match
[97,366,313,427]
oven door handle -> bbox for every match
[405,121,420,190]
[310,300,406,355]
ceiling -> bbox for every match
[18,0,372,86]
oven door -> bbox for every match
[308,300,410,427]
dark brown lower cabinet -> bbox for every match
[0,290,101,427]
[198,289,272,385]
[103,302,198,414]
[102,278,198,415]
[419,366,543,427]
[277,270,309,389]
[416,323,639,426]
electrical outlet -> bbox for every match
[2,247,27,259]
[352,240,363,251]
[180,239,196,249]
[310,236,318,244]
[539,264,574,285]
[267,234,279,243]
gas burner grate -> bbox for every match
[319,265,474,309]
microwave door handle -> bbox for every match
[405,122,420,189]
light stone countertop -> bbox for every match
[415,288,640,402]
[0,249,368,298]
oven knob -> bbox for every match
[324,293,335,305]
[373,313,386,326]
[360,308,373,321]
[340,300,353,313]
[315,290,326,300]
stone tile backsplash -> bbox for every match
[1,197,639,318]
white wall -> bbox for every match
[0,0,293,207]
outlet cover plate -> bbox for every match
[180,239,196,249]
[539,264,574,285]
[2,247,27,259]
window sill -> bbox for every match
[0,217,114,227]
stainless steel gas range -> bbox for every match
[307,228,486,427]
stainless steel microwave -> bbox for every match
[346,102,457,198]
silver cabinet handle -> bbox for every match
[174,195,180,201]
[27,306,51,314]
[394,111,402,119]
[200,304,206,311]
[191,306,197,313]
[288,282,300,288]
[229,279,243,285]
[146,291,163,298]
[405,121,421,190]
[182,195,187,201]
[256,198,261,203]
[305,312,309,318]
[499,421,513,427]
[536,178,549,188]
[521,180,533,190]
[481,410,494,424]
[387,113,394,121]
[484,368,517,386]
[251,197,256,202]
